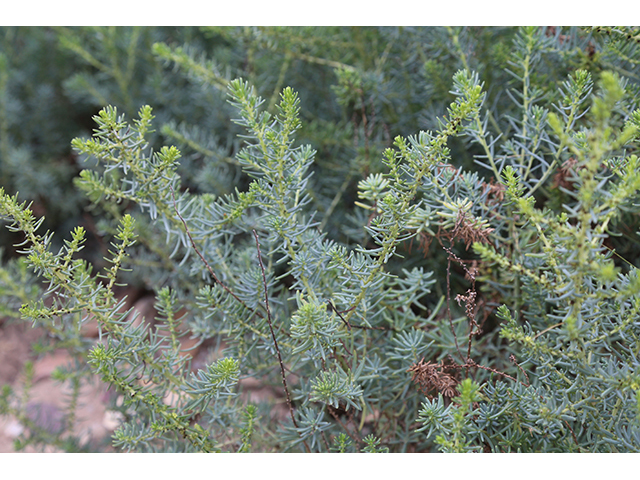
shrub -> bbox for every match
[1,26,640,452]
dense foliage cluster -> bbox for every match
[1,26,640,452]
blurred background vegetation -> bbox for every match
[1,26,638,287]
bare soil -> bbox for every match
[0,287,284,452]
[0,291,138,452]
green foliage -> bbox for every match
[1,26,640,452]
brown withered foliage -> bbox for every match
[409,231,433,258]
[483,180,506,207]
[552,157,579,190]
[411,212,493,255]
[449,209,495,250]
[456,289,477,323]
[464,260,479,282]
[407,358,459,399]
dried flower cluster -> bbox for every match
[407,358,459,399]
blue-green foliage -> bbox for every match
[1,26,640,452]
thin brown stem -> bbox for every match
[564,419,580,448]
[170,186,258,317]
[327,300,352,332]
[327,406,363,447]
[509,354,531,387]
[445,251,464,361]
[252,229,310,453]
[461,358,524,386]
[327,300,397,332]
[443,243,480,360]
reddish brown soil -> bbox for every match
[0,287,283,452]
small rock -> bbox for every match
[102,410,124,431]
[4,420,24,438]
